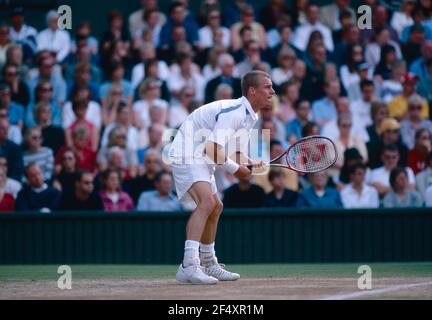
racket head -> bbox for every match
[283,135,337,173]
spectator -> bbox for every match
[380,59,405,103]
[22,126,54,183]
[2,63,30,107]
[285,99,311,144]
[368,144,416,197]
[402,24,426,68]
[223,175,265,208]
[230,4,266,51]
[0,108,21,145]
[136,171,182,211]
[388,73,429,120]
[0,24,12,68]
[36,11,71,62]
[417,58,432,106]
[341,163,379,208]
[0,156,22,198]
[0,82,25,129]
[409,40,432,80]
[296,171,343,208]
[26,80,62,128]
[383,167,423,207]
[64,44,101,85]
[69,21,99,56]
[350,79,375,129]
[101,83,125,128]
[259,0,291,31]
[198,9,230,49]
[131,8,164,49]
[360,5,399,46]
[0,166,15,212]
[253,104,286,143]
[5,44,29,81]
[169,87,197,129]
[263,168,298,207]
[271,47,296,86]
[319,0,356,32]
[415,151,432,199]
[311,78,340,127]
[367,118,409,169]
[16,163,61,212]
[234,40,270,77]
[371,44,399,81]
[366,101,389,147]
[407,128,432,175]
[59,170,104,211]
[99,168,134,212]
[204,53,241,104]
[8,7,37,60]
[52,149,77,195]
[100,10,130,57]
[339,44,364,92]
[213,84,233,100]
[391,0,415,40]
[99,61,133,107]
[129,0,166,37]
[400,94,432,150]
[268,24,299,65]
[292,4,334,52]
[66,62,100,103]
[0,118,23,181]
[34,102,65,155]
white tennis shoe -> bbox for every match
[176,264,219,285]
[202,262,240,281]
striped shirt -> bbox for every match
[23,147,54,182]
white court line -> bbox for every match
[320,281,432,300]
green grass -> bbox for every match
[1,263,432,281]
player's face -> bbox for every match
[254,76,275,109]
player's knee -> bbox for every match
[197,197,217,214]
[215,200,223,214]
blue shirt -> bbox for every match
[285,118,303,140]
[99,80,133,100]
[158,17,199,48]
[136,190,183,212]
[25,102,62,128]
[311,98,337,125]
[7,102,25,126]
[27,75,67,105]
[297,187,343,209]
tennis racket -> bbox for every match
[248,135,337,173]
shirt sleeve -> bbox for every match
[207,111,242,149]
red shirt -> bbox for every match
[407,148,428,175]
[56,146,97,173]
[0,193,15,212]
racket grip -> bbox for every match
[247,165,253,170]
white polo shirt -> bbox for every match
[341,183,379,209]
[169,96,259,163]
[367,166,415,187]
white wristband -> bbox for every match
[222,158,240,174]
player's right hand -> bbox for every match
[234,165,251,179]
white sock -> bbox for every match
[200,242,217,267]
[183,240,200,267]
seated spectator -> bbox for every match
[22,126,54,183]
[0,118,23,181]
[373,44,398,81]
[101,84,126,129]
[415,151,432,199]
[65,97,99,152]
[25,80,62,128]
[230,4,266,51]
[66,62,100,102]
[285,99,311,144]
[350,80,375,130]
[52,149,77,195]
[223,175,265,208]
[263,168,298,208]
[99,61,133,107]
[136,171,182,211]
[365,28,402,71]
[36,10,71,63]
[276,81,299,124]
[407,128,432,175]
[0,166,15,212]
[383,167,423,208]
[379,60,405,103]
[368,144,416,198]
[137,123,166,164]
[129,1,166,39]
[0,156,22,198]
[34,102,65,155]
[311,78,340,128]
[198,8,230,50]
[99,168,134,212]
[391,0,415,40]
[8,7,38,61]
[296,171,343,208]
[55,125,97,174]
[59,170,103,211]
[388,73,429,120]
[0,82,24,129]
[367,118,409,169]
[271,48,296,86]
[97,127,138,178]
[253,103,286,143]
[2,63,30,107]
[133,78,168,130]
[100,10,130,62]
[400,94,432,150]
[0,106,22,145]
[214,84,233,100]
[366,101,389,148]
[130,149,161,203]
[337,148,367,188]
[234,40,270,78]
[169,87,196,129]
[416,58,432,106]
[16,163,61,212]
[204,53,241,104]
[341,163,379,208]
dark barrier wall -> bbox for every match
[1,208,431,264]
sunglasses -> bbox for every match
[409,105,422,110]
[31,135,42,140]
[5,72,17,77]
[40,87,53,92]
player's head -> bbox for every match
[241,70,275,109]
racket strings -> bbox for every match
[287,138,336,172]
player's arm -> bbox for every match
[204,141,250,179]
[234,151,267,172]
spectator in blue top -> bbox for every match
[158,1,199,49]
[311,77,340,128]
[136,171,182,211]
[297,171,343,208]
[99,61,133,107]
[286,99,311,144]
[0,117,24,181]
[0,82,25,129]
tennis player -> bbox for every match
[169,70,275,284]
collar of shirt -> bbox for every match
[242,96,258,121]
[32,184,48,193]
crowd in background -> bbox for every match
[0,0,432,213]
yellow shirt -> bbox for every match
[388,95,429,120]
[253,169,299,192]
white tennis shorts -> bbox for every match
[171,160,218,209]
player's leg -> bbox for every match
[199,194,240,281]
[176,181,219,285]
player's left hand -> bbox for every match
[247,159,267,173]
